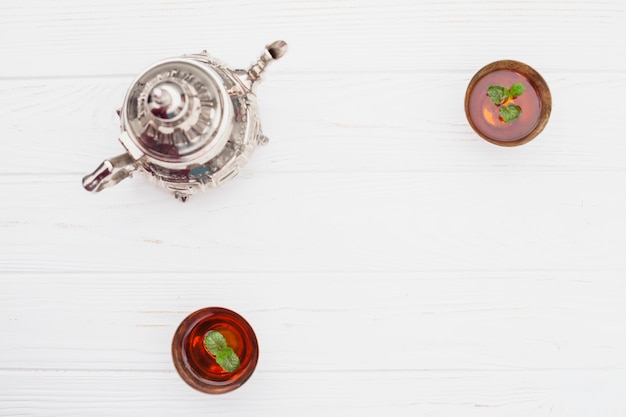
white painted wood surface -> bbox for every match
[1,1,626,416]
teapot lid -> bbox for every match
[122,58,233,165]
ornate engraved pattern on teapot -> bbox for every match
[83,40,288,202]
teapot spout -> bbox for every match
[244,40,288,89]
[82,153,136,193]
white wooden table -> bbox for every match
[2,1,626,415]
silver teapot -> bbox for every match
[83,40,287,202]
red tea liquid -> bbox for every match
[172,307,259,394]
[467,69,541,142]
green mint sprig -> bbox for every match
[499,103,521,123]
[487,82,525,123]
[204,330,241,372]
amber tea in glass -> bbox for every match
[172,307,259,394]
[465,60,551,146]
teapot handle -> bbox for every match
[82,152,136,193]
